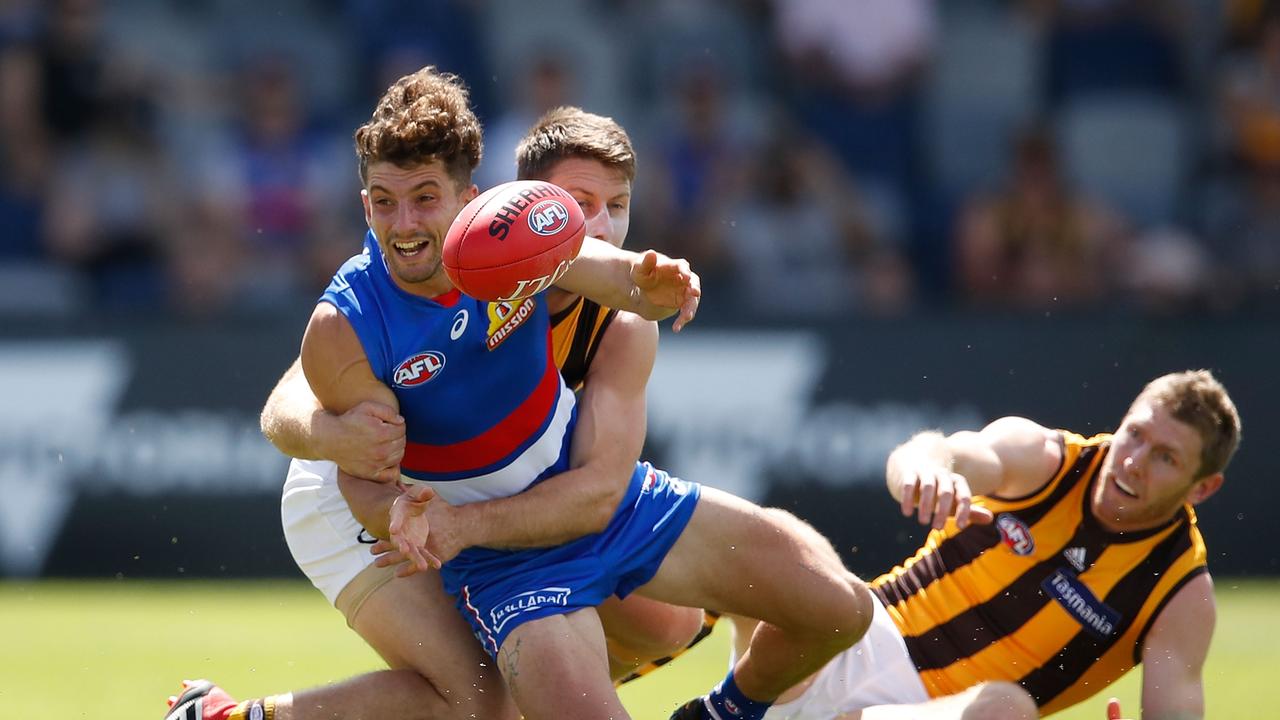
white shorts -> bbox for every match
[280,459,378,607]
[764,596,929,719]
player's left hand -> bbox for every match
[631,250,701,332]
[377,485,467,576]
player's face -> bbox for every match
[1093,401,1210,531]
[362,160,477,295]
[545,157,631,248]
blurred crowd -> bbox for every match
[2,0,1279,320]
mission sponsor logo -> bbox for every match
[393,351,445,387]
[1042,568,1121,638]
[485,298,535,350]
[490,586,572,633]
[995,513,1036,555]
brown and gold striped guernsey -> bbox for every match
[549,296,617,391]
[870,431,1208,714]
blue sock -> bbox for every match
[703,670,772,720]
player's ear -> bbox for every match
[361,189,373,228]
[462,183,479,203]
[1188,472,1223,505]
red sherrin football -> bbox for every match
[443,180,586,301]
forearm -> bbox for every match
[260,357,329,460]
[454,463,630,549]
[337,471,399,539]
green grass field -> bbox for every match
[1,579,1275,718]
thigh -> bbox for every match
[352,569,514,716]
[637,487,854,629]
[497,608,627,720]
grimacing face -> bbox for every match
[362,160,478,297]
[544,157,632,248]
[1092,400,1217,532]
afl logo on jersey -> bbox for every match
[393,351,445,387]
[527,199,570,236]
[995,513,1035,556]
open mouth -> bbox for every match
[1113,475,1139,499]
[393,238,429,257]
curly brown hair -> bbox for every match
[354,66,483,188]
[1131,369,1242,478]
[516,106,635,183]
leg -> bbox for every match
[639,487,874,702]
[267,570,517,720]
[854,682,1038,720]
[597,594,704,680]
[496,608,629,720]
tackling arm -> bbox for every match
[300,302,403,538]
[387,311,658,570]
[1139,573,1215,720]
[555,238,700,331]
[447,312,656,552]
[260,356,406,482]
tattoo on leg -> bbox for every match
[500,637,523,688]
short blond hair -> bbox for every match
[1131,370,1241,478]
[516,106,635,183]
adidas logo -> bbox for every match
[1064,546,1087,572]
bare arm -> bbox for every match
[555,237,700,330]
[885,416,1061,528]
[260,356,406,482]
[380,312,658,572]
[1139,573,1215,720]
[299,302,403,537]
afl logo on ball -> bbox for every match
[393,351,445,387]
[528,199,570,236]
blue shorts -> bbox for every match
[440,462,699,656]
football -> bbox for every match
[443,180,586,301]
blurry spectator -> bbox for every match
[638,62,756,297]
[1044,0,1185,107]
[724,126,915,318]
[955,126,1127,310]
[771,0,935,236]
[37,0,110,141]
[1220,9,1280,171]
[343,0,490,114]
[474,51,575,189]
[197,53,354,310]
[0,29,47,259]
[43,64,173,307]
[1198,166,1280,312]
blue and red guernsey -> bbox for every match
[320,231,576,505]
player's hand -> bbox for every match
[898,461,994,530]
[387,483,442,573]
[317,401,405,482]
[631,250,701,331]
[1105,698,1132,720]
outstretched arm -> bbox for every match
[555,237,700,331]
[382,311,657,572]
[1139,573,1215,720]
[886,416,1062,529]
[260,356,405,482]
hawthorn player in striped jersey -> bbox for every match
[716,369,1238,720]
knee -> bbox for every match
[615,604,705,661]
[828,575,874,649]
[960,682,1039,720]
